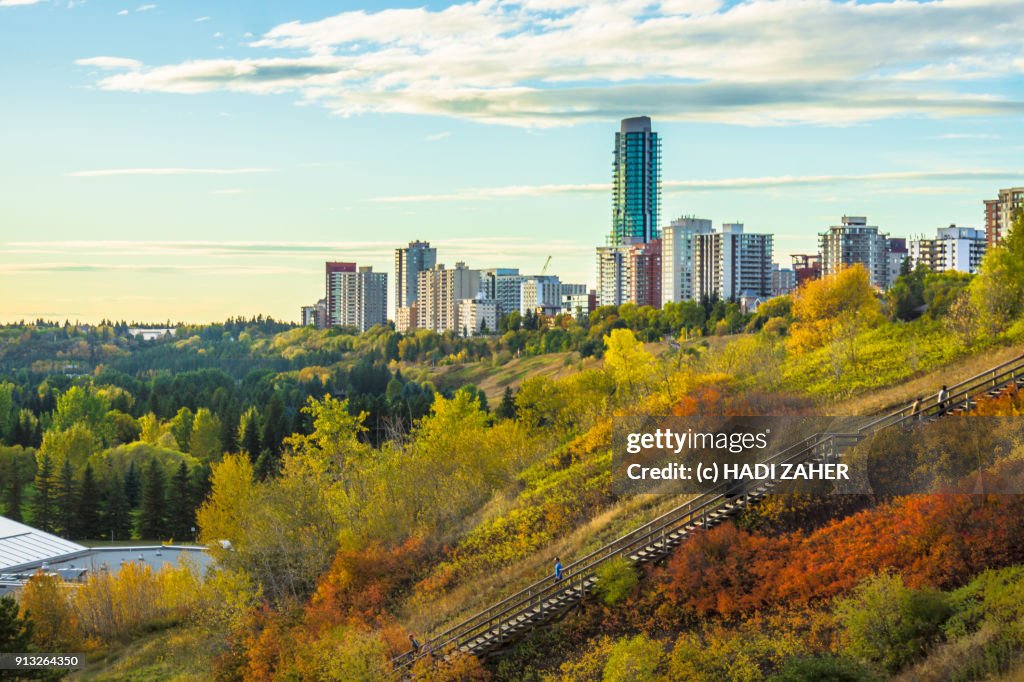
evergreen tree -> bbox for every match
[241,411,262,462]
[124,461,141,507]
[254,449,280,481]
[54,457,77,538]
[31,453,55,532]
[261,394,287,455]
[104,473,132,542]
[166,462,193,541]
[219,405,239,455]
[4,459,22,522]
[137,459,167,540]
[0,596,33,654]
[75,463,102,540]
[496,385,518,420]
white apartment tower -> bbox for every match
[693,224,774,301]
[662,216,713,304]
[910,225,987,274]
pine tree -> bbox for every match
[261,394,287,455]
[137,459,167,540]
[75,463,102,540]
[4,459,22,522]
[54,457,77,538]
[104,473,132,542]
[31,453,55,532]
[219,406,239,455]
[241,411,262,462]
[124,460,141,508]
[166,462,193,541]
[0,595,33,654]
[496,386,518,420]
[254,449,281,481]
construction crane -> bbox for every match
[540,255,552,276]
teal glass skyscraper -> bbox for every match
[611,116,661,245]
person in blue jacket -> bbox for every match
[554,557,563,581]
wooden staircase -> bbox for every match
[393,353,1024,674]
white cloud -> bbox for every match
[68,167,273,177]
[195,15,209,22]
[75,56,142,70]
[425,131,451,141]
[0,0,47,6]
[369,169,1022,202]
[75,0,1024,127]
[117,8,128,15]
[932,133,1000,140]
[136,3,155,11]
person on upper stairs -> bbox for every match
[409,634,421,654]
[909,396,922,421]
[937,385,949,412]
[554,557,563,581]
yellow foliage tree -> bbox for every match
[788,265,883,365]
[603,328,658,398]
[18,572,80,650]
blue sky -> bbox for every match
[1,0,1022,323]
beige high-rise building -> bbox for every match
[818,216,891,289]
[416,262,481,334]
[984,187,1024,246]
[325,263,387,332]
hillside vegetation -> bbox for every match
[1,211,1021,681]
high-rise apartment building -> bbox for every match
[481,268,524,317]
[693,224,774,301]
[520,276,564,315]
[300,298,327,328]
[611,116,661,246]
[394,304,418,334]
[596,246,629,307]
[325,263,387,332]
[628,239,662,308]
[459,295,498,337]
[886,237,908,287]
[910,225,986,274]
[394,240,437,309]
[416,262,481,334]
[771,265,796,297]
[819,216,891,289]
[662,216,713,304]
[984,187,1024,246]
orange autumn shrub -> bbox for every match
[644,492,1024,627]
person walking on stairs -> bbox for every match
[554,557,563,582]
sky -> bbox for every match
[0,0,1022,324]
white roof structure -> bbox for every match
[0,516,87,573]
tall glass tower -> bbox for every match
[611,116,661,246]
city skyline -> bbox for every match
[1,0,1023,323]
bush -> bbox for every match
[593,557,639,607]
[768,655,879,682]
[834,572,953,674]
[603,634,664,682]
